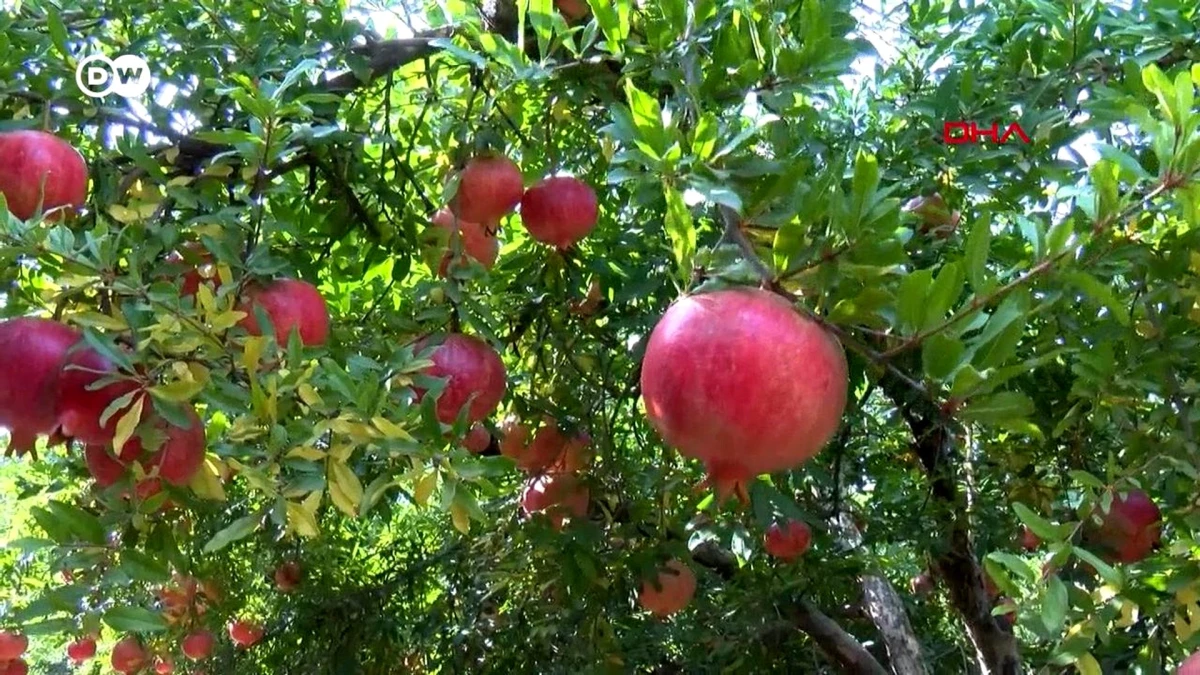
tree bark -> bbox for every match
[830,514,929,675]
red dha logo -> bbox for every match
[943,121,1030,145]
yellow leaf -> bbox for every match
[188,456,228,502]
[371,416,414,441]
[242,335,268,373]
[1114,600,1138,628]
[240,466,278,496]
[241,165,260,182]
[329,478,357,517]
[136,202,159,218]
[211,309,248,332]
[112,396,145,457]
[414,472,438,507]
[149,374,208,402]
[331,416,376,443]
[297,383,324,408]
[329,460,364,504]
[164,147,180,165]
[71,311,129,331]
[286,501,320,538]
[167,175,194,187]
[227,416,265,442]
[1074,653,1101,675]
[107,204,140,223]
[450,500,470,534]
[195,282,216,314]
[302,489,323,513]
[286,445,326,461]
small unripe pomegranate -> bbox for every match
[903,193,961,238]
[0,130,88,220]
[415,334,507,425]
[519,176,598,249]
[554,0,591,21]
[638,560,697,618]
[450,155,524,224]
[909,571,935,597]
[228,619,265,648]
[237,278,330,347]
[111,637,148,674]
[463,423,492,453]
[274,561,303,592]
[763,520,812,562]
[67,636,97,663]
[182,629,215,660]
[0,631,27,660]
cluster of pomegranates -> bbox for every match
[0,631,28,675]
[498,416,593,529]
[432,153,599,277]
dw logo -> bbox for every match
[75,54,151,99]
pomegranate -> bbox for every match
[554,0,590,21]
[909,571,935,597]
[153,655,175,674]
[520,472,589,529]
[431,209,499,276]
[182,629,215,660]
[463,423,491,453]
[67,636,97,663]
[1086,489,1162,564]
[0,130,88,220]
[228,620,265,648]
[54,345,142,446]
[415,334,507,425]
[640,287,848,500]
[111,637,148,674]
[0,317,81,455]
[135,404,207,486]
[550,429,592,473]
[505,421,567,473]
[498,416,532,460]
[0,632,26,661]
[2,660,27,675]
[275,561,302,592]
[903,193,960,238]
[237,278,330,347]
[1020,526,1041,551]
[166,244,219,298]
[519,176,598,249]
[450,154,524,224]
[1180,651,1200,675]
[763,520,812,562]
[638,560,696,617]
[85,444,128,487]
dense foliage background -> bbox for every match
[3,0,1200,672]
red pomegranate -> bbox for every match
[134,404,207,486]
[182,629,215,660]
[2,660,27,675]
[640,288,848,500]
[0,130,88,220]
[237,278,330,347]
[505,420,566,473]
[228,620,265,648]
[638,560,697,617]
[763,520,812,562]
[166,244,219,298]
[554,0,590,21]
[1180,651,1200,675]
[463,423,491,453]
[153,655,175,674]
[274,561,302,592]
[1086,489,1162,564]
[67,636,97,663]
[520,472,589,529]
[432,209,499,276]
[1020,526,1041,551]
[416,334,507,425]
[498,416,532,459]
[111,637,148,674]
[0,631,26,661]
[550,430,592,473]
[84,444,128,487]
[909,571,935,597]
[0,317,81,455]
[54,346,142,446]
[450,154,524,224]
[519,176,598,249]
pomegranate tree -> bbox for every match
[66,636,97,663]
[519,176,598,249]
[0,130,88,220]
[0,317,80,455]
[111,637,148,674]
[431,209,499,276]
[450,154,524,224]
[228,620,265,648]
[1086,489,1162,564]
[640,287,849,499]
[520,472,589,529]
[0,632,26,661]
[182,629,215,660]
[237,278,330,347]
[763,520,812,562]
[54,346,142,446]
[415,334,507,425]
[638,560,697,617]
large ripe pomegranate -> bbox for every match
[136,404,207,486]
[0,317,80,455]
[640,287,848,499]
[0,130,88,220]
[415,334,507,425]
[1180,651,1200,675]
[520,472,589,529]
[54,346,142,446]
[182,629,215,660]
[763,520,812,562]
[431,209,499,276]
[638,560,697,617]
[519,176,598,249]
[85,444,129,487]
[0,631,27,660]
[228,620,265,648]
[237,278,330,347]
[66,636,97,663]
[1086,489,1162,564]
[274,561,302,592]
[450,154,524,224]
[111,637,148,674]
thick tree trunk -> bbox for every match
[830,514,929,675]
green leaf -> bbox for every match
[120,550,171,583]
[624,80,667,155]
[896,269,933,333]
[202,514,261,553]
[1062,271,1130,326]
[964,213,991,291]
[663,184,696,284]
[959,391,1034,424]
[46,8,70,59]
[1072,547,1124,587]
[41,502,106,546]
[691,112,719,160]
[924,262,964,330]
[1041,575,1068,636]
[921,333,965,380]
[1013,503,1064,541]
[103,606,168,633]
